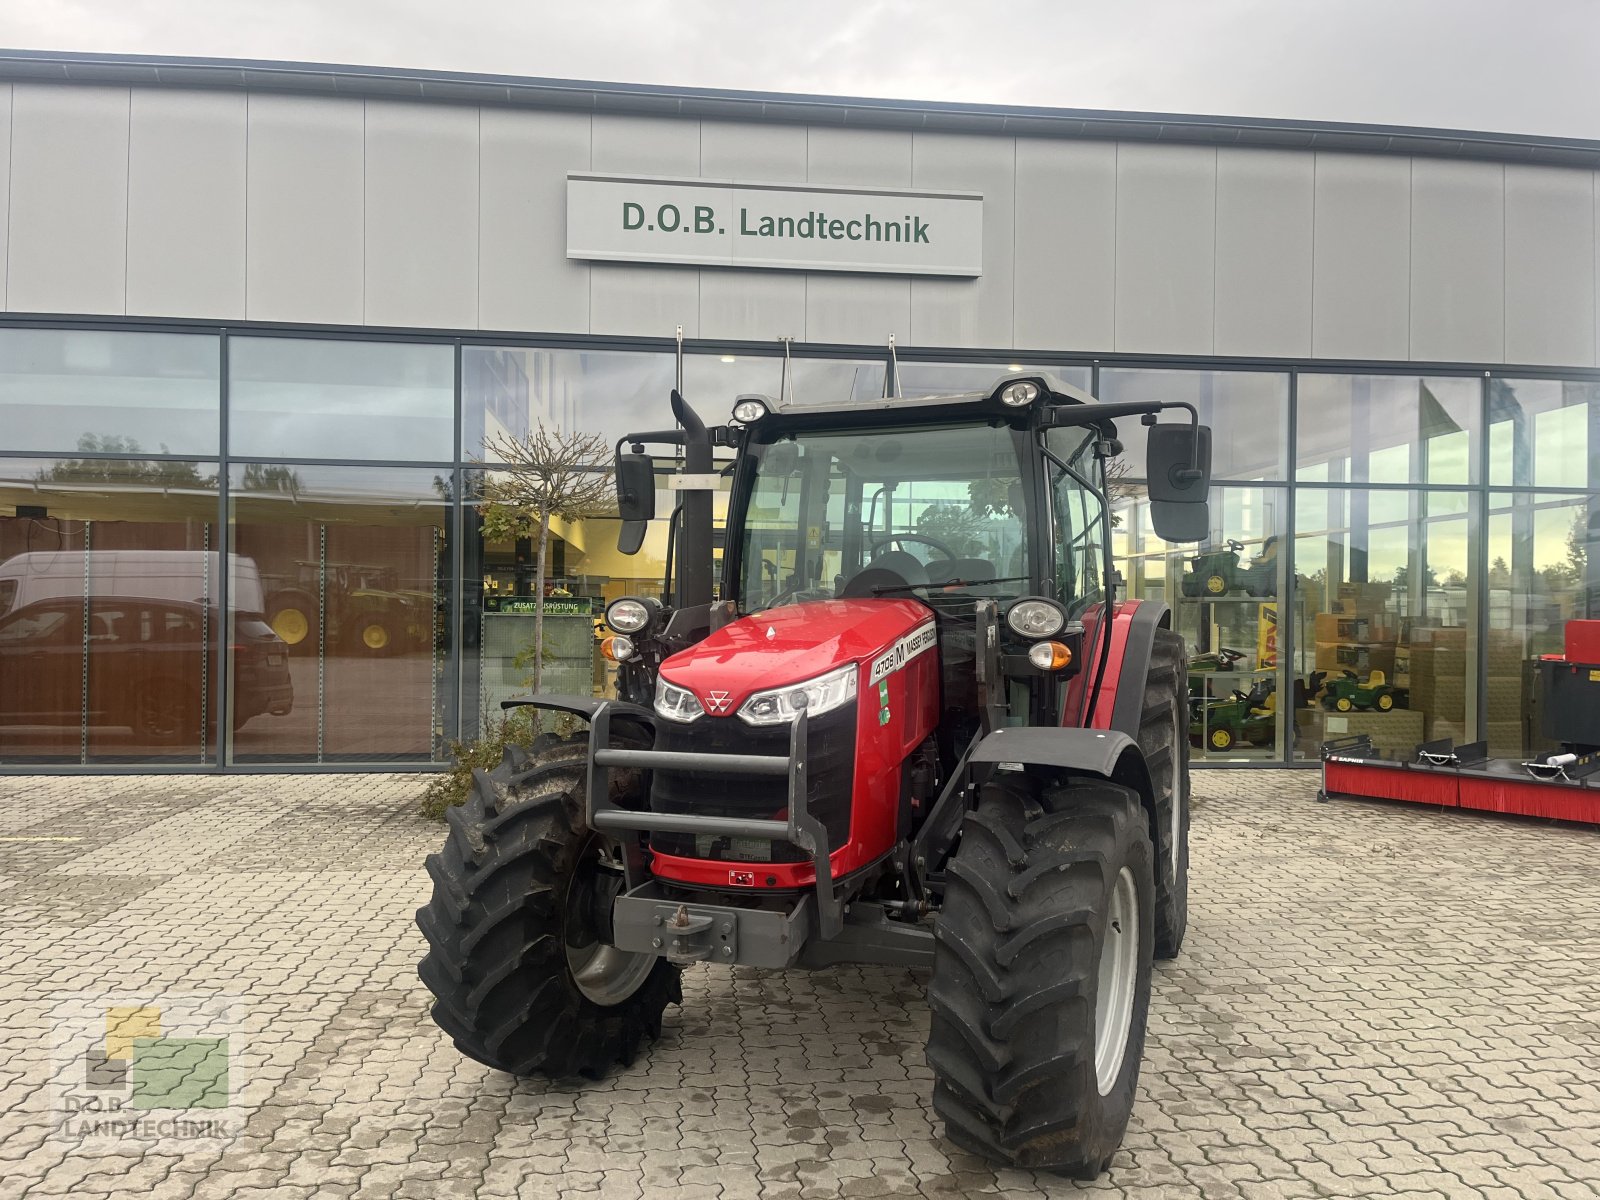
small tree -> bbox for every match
[478,425,616,693]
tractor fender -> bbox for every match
[501,693,656,728]
[969,726,1155,813]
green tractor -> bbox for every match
[1180,536,1279,598]
[1318,669,1406,713]
[264,561,428,657]
[1190,678,1277,752]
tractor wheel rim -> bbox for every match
[565,837,656,1007]
[1211,730,1230,749]
[1095,865,1139,1096]
[362,624,389,650]
[273,610,308,645]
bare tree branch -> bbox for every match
[475,424,620,697]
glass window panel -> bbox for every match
[463,348,884,461]
[228,464,451,764]
[1098,368,1288,482]
[1488,379,1600,489]
[1112,483,1288,761]
[462,463,721,733]
[1296,374,1480,485]
[229,338,454,462]
[0,328,219,456]
[896,361,1092,398]
[1485,492,1599,757]
[1290,488,1477,762]
[0,455,220,764]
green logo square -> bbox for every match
[130,1036,229,1109]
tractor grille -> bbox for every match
[649,704,856,864]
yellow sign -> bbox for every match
[1256,602,1278,669]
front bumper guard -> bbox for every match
[586,702,845,953]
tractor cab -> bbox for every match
[419,371,1214,1179]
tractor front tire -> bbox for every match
[926,776,1155,1178]
[416,731,680,1078]
[1140,628,1190,959]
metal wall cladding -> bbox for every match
[3,82,1597,369]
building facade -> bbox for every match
[0,50,1596,771]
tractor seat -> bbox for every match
[924,558,996,585]
[839,550,928,599]
[1365,670,1387,687]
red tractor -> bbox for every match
[417,375,1212,1177]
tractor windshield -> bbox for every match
[736,422,1032,612]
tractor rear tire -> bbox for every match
[416,730,680,1078]
[926,776,1155,1178]
[1140,628,1190,959]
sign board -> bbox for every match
[566,173,982,277]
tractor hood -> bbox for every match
[658,597,933,714]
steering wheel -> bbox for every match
[868,534,959,564]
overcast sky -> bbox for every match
[3,0,1598,139]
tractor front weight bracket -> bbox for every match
[586,701,847,964]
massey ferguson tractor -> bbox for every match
[417,374,1212,1177]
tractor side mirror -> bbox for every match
[1146,422,1212,543]
[615,452,656,555]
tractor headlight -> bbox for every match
[654,678,705,723]
[999,380,1041,407]
[738,663,858,726]
[732,397,769,424]
[1006,597,1067,639]
[605,595,658,634]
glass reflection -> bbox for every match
[1114,484,1288,761]
[1291,488,1476,761]
[1098,369,1288,482]
[229,338,454,462]
[228,464,450,763]
[0,456,220,764]
[1486,491,1600,756]
[1297,374,1479,486]
[463,348,886,461]
[1489,379,1600,490]
[0,328,219,457]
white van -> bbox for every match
[0,551,267,617]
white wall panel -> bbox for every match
[1114,143,1216,355]
[8,85,129,316]
[1214,149,1314,358]
[698,121,806,340]
[589,116,699,336]
[909,134,1013,350]
[804,127,911,345]
[1503,166,1595,368]
[0,87,11,310]
[479,108,591,334]
[1012,139,1116,352]
[246,94,365,325]
[699,120,806,183]
[127,90,246,319]
[1410,158,1504,363]
[1312,154,1411,360]
[364,101,478,330]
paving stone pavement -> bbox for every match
[1,768,1597,1199]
